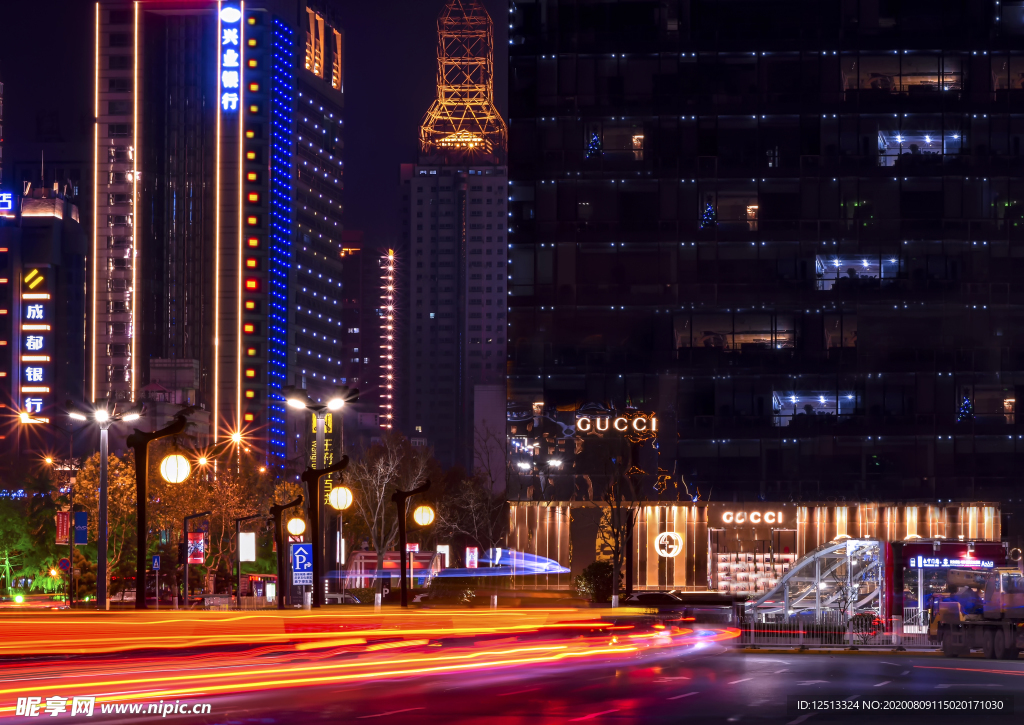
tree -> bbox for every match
[435,479,507,558]
[701,201,717,229]
[347,432,433,573]
[958,395,974,423]
[75,451,137,596]
[574,560,613,603]
[587,132,603,159]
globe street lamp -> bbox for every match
[328,485,353,601]
[391,481,433,608]
[66,400,143,610]
[282,384,357,608]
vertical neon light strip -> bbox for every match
[235,2,245,435]
[131,0,139,402]
[213,0,223,443]
[91,2,99,402]
[267,19,293,464]
[381,250,395,428]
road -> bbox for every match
[3,611,1024,723]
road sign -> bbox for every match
[57,558,71,572]
[152,555,161,571]
[291,543,313,586]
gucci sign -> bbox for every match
[655,531,683,558]
[721,511,783,525]
[576,416,658,433]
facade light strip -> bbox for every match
[131,0,140,402]
[236,1,245,435]
[91,1,100,403]
[213,0,223,443]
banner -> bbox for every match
[239,531,256,562]
[56,512,70,546]
[74,512,88,544]
[187,532,205,564]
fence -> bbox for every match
[740,609,935,649]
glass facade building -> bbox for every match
[507,1,1024,531]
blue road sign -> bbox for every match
[152,555,161,571]
[290,543,313,586]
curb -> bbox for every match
[739,647,944,656]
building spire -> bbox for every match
[419,0,506,161]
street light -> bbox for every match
[286,517,307,536]
[282,384,358,608]
[328,485,354,603]
[391,481,432,608]
[413,504,435,527]
[159,454,191,484]
[65,400,144,611]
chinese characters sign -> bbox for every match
[219,6,242,112]
[21,268,52,420]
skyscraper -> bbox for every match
[507,1,1024,584]
[401,0,508,469]
[90,0,346,466]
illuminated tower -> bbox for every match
[399,0,508,468]
[379,249,395,429]
[419,0,506,161]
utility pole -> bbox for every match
[269,496,303,610]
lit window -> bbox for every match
[246,172,258,182]
[247,38,256,47]
[246,151,256,160]
[247,16,256,24]
[245,130,255,139]
[247,215,258,226]
[245,300,256,310]
[249,103,259,113]
[243,323,255,333]
[245,278,259,290]
[247,236,259,247]
[247,347,257,356]
[245,368,256,378]
[247,192,260,203]
[244,413,254,422]
[248,59,257,68]
[245,390,255,398]
[246,258,258,269]
[248,82,259,92]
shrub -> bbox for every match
[574,561,613,603]
[427,576,476,604]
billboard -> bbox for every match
[187,532,206,564]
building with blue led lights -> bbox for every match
[89,0,351,472]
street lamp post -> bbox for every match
[234,513,262,608]
[299,455,349,608]
[269,496,303,610]
[66,401,142,611]
[282,385,357,608]
[182,510,211,609]
[391,481,432,608]
[126,414,188,610]
[328,485,353,601]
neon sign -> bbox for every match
[20,268,53,417]
[219,5,241,112]
[0,193,13,212]
[911,556,994,569]
[722,511,784,525]
[576,415,657,433]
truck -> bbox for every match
[929,567,1024,659]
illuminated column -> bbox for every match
[380,249,395,429]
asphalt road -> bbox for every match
[55,646,1024,725]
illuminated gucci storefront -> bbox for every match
[507,501,1001,593]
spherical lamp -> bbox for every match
[160,454,191,484]
[286,517,306,536]
[329,485,353,511]
[412,504,435,527]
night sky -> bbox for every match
[0,0,507,249]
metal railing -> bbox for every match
[741,611,935,649]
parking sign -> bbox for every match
[290,543,313,586]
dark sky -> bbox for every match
[0,0,507,245]
[335,0,508,247]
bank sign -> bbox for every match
[219,5,242,112]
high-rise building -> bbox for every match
[90,1,346,467]
[507,2,1024,585]
[0,182,88,455]
[401,0,508,469]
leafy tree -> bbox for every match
[75,451,137,596]
[574,560,613,603]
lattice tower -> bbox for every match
[420,0,507,160]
